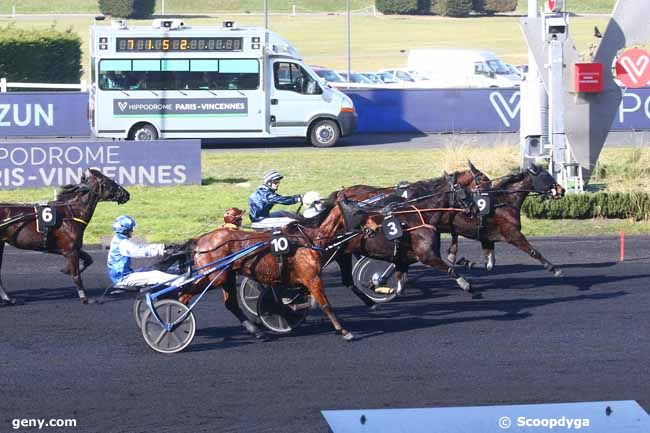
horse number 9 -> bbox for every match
[477,199,487,212]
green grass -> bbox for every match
[0,0,617,15]
[0,146,646,244]
[0,14,611,81]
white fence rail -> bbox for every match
[0,78,87,92]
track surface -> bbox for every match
[0,236,648,432]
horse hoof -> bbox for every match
[1,298,17,306]
[60,267,71,275]
[342,331,355,341]
[367,303,380,312]
[553,269,563,277]
[80,298,94,305]
[447,254,456,264]
[455,277,472,292]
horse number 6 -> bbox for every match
[41,207,53,223]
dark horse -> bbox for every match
[0,169,130,305]
[173,224,354,340]
[440,163,566,276]
[323,168,488,300]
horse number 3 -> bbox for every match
[387,221,399,236]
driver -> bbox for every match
[107,215,190,288]
[248,170,302,223]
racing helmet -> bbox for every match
[223,207,245,226]
[112,215,136,234]
[302,191,322,208]
[263,170,284,187]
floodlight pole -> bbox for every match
[347,0,351,88]
[264,0,269,29]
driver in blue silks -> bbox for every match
[107,215,189,287]
[248,170,302,223]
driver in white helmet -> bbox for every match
[248,170,302,225]
[107,215,189,288]
[302,191,325,219]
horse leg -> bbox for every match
[221,273,267,340]
[65,250,90,303]
[507,231,562,277]
[306,276,353,341]
[447,233,459,264]
[482,240,496,271]
[0,242,16,305]
[412,229,475,293]
[336,254,376,308]
[78,249,94,274]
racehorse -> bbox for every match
[0,169,130,305]
[442,163,565,276]
[174,224,354,341]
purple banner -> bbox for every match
[3,89,650,137]
[0,92,90,137]
[0,140,201,190]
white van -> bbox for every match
[407,49,521,88]
[89,19,356,147]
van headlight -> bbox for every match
[341,96,355,112]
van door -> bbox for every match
[269,60,328,137]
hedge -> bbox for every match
[376,0,431,14]
[522,193,650,221]
[473,0,518,13]
[435,0,473,16]
[98,0,156,18]
[0,26,81,84]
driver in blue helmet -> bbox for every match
[107,215,189,287]
[248,170,302,223]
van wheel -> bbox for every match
[309,119,340,148]
[129,123,158,141]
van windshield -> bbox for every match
[487,59,511,75]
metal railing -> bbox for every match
[0,78,87,92]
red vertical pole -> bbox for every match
[620,229,625,262]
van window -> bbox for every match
[487,59,510,75]
[474,62,489,76]
[396,71,415,82]
[274,62,322,95]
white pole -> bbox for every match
[346,0,351,89]
[264,0,268,29]
[292,4,296,16]
[12,0,16,17]
[1,78,7,93]
[162,0,165,16]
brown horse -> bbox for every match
[441,163,566,276]
[177,224,354,340]
[324,168,489,299]
[0,169,130,305]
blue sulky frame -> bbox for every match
[144,241,266,332]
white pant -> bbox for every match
[116,270,189,288]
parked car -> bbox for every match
[407,49,521,88]
[311,66,346,83]
[338,71,374,84]
[359,72,385,83]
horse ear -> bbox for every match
[467,160,479,174]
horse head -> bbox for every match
[525,163,565,198]
[82,169,130,204]
[466,160,491,187]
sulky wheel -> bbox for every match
[140,299,196,354]
[133,297,148,330]
[257,286,309,334]
[351,256,400,303]
[237,277,264,324]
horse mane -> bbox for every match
[493,171,526,190]
[55,184,91,201]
